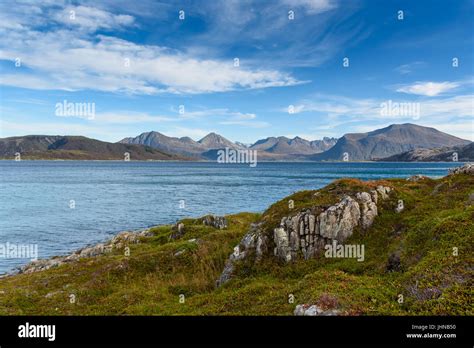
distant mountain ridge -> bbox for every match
[249,136,337,155]
[379,142,474,162]
[0,135,184,160]
[308,124,470,161]
[120,132,337,160]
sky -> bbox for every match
[0,0,473,143]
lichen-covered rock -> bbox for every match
[356,192,378,229]
[319,196,360,241]
[273,227,291,261]
[202,215,228,229]
[217,186,392,282]
[271,187,391,262]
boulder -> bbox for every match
[294,304,340,316]
[356,192,378,229]
[202,215,228,229]
[170,223,185,240]
[448,163,474,176]
[319,196,360,242]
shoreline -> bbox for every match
[1,226,160,278]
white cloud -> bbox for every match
[54,5,135,32]
[0,4,303,94]
[394,61,425,75]
[281,0,337,14]
[396,81,460,96]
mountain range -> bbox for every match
[1,124,471,161]
[0,135,185,160]
[119,131,338,160]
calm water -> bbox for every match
[0,161,463,274]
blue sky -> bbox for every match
[0,0,473,143]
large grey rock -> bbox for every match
[202,215,228,229]
[271,187,391,262]
[273,227,291,261]
[356,192,378,229]
[218,186,393,280]
[319,196,360,241]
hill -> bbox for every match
[1,164,472,315]
[308,124,470,161]
[379,142,474,162]
[0,135,184,160]
[119,131,206,158]
[250,136,337,155]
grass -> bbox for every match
[0,173,472,315]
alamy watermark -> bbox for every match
[324,240,365,262]
[380,100,420,120]
[0,242,38,261]
[55,100,95,120]
[217,147,257,167]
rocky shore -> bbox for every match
[9,228,154,276]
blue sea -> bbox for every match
[0,161,463,274]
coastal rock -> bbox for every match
[356,192,378,229]
[273,227,291,261]
[448,163,474,176]
[294,304,340,316]
[202,215,228,229]
[376,185,391,200]
[17,228,153,274]
[216,223,263,286]
[170,223,185,240]
[319,196,360,241]
[217,186,392,282]
[272,187,392,262]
